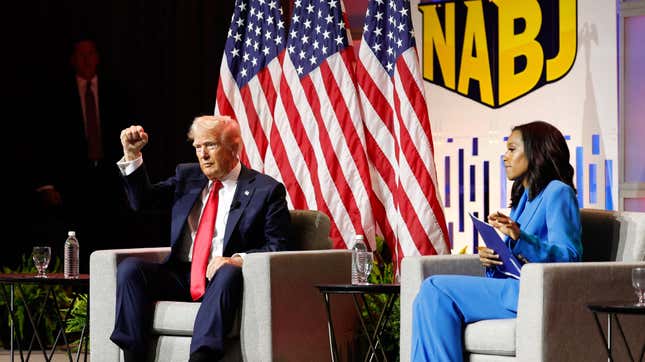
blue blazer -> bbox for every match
[488,180,582,278]
[122,163,290,261]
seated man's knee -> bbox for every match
[116,257,147,283]
[214,264,242,285]
[208,264,243,294]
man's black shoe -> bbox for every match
[189,348,220,362]
[123,349,146,362]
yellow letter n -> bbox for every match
[420,2,456,90]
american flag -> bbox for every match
[356,0,450,262]
[269,0,376,248]
[215,0,286,170]
[216,0,376,249]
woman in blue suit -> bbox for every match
[411,121,582,361]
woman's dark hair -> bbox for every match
[509,121,576,208]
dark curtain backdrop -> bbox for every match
[2,0,237,268]
[6,0,236,178]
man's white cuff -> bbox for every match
[116,156,143,176]
[232,253,247,262]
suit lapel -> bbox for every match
[171,172,208,246]
[516,190,544,231]
[223,165,256,251]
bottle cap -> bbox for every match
[68,231,76,237]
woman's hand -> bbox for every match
[477,246,503,267]
[488,211,520,241]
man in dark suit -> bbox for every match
[31,38,133,266]
[110,115,290,361]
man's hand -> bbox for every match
[206,256,243,281]
[477,246,502,268]
[120,125,149,161]
[487,211,520,241]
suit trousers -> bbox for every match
[109,257,243,355]
[411,275,519,362]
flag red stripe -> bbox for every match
[361,129,398,257]
[356,60,396,137]
[396,55,436,154]
[257,55,309,208]
[278,70,344,246]
[301,74,366,240]
[356,55,399,195]
[396,184,439,255]
[394,85,449,249]
[257,64,278,115]
[370,192,397,262]
[392,81,450,253]
[357,51,412,262]
[216,78,235,117]
[267,123,308,208]
[319,56,374,209]
[278,74,324,208]
[364,130,396,195]
[216,77,250,166]
[239,86,268,161]
[356,70,399,196]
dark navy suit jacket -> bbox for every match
[122,163,290,261]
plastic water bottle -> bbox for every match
[351,235,367,284]
[64,231,80,278]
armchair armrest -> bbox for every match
[516,261,645,361]
[90,247,171,362]
[400,255,483,362]
[241,249,353,361]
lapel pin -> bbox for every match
[244,190,250,196]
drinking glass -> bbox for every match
[633,267,645,306]
[356,251,374,284]
[32,246,51,278]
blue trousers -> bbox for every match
[411,275,519,362]
[109,257,243,355]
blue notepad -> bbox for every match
[469,212,522,279]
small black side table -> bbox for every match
[316,283,400,362]
[587,301,645,362]
[0,273,89,362]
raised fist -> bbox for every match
[120,125,149,161]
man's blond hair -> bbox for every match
[188,115,243,155]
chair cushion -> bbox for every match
[580,209,620,261]
[152,301,200,336]
[617,212,645,261]
[464,319,516,356]
[152,301,240,338]
[287,210,331,250]
[150,335,242,362]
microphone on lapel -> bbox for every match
[230,200,241,211]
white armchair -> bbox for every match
[400,209,645,361]
[90,210,356,361]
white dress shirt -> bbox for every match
[117,157,242,263]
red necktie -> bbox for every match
[84,81,103,160]
[190,181,223,301]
